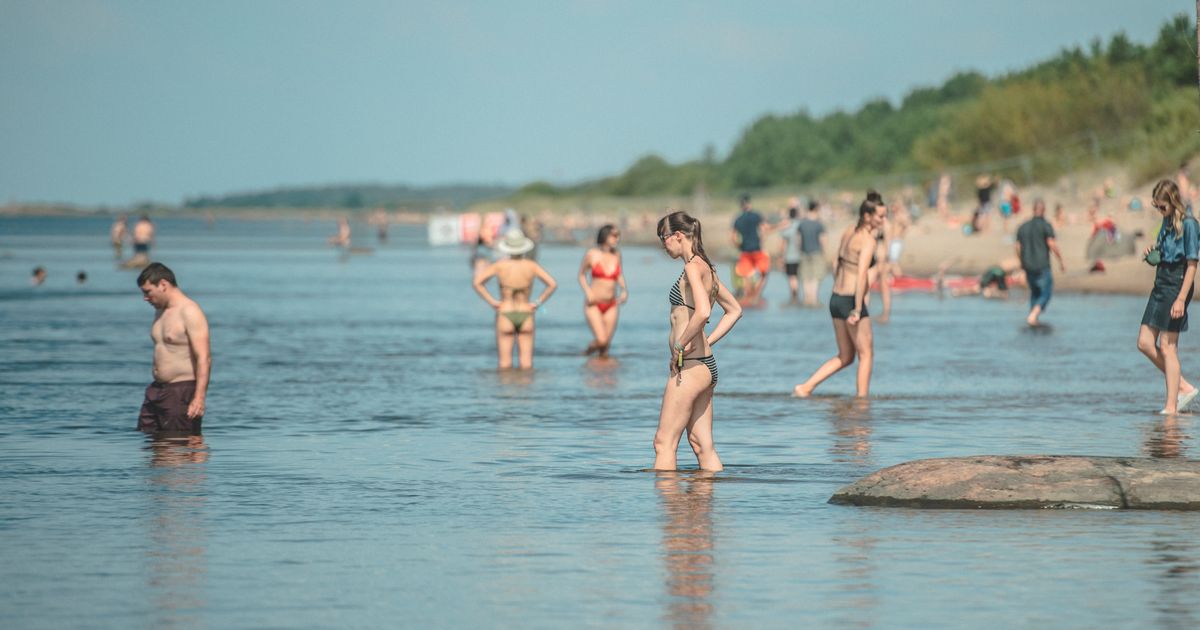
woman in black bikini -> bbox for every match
[794,197,882,398]
[653,211,742,471]
[472,228,557,369]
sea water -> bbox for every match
[1,217,1197,629]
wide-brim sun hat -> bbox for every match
[496,228,535,256]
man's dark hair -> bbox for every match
[807,200,819,212]
[739,193,751,206]
[137,262,177,287]
[788,207,798,219]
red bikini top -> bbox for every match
[591,261,620,280]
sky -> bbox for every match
[0,0,1191,205]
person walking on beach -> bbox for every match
[796,200,827,307]
[110,215,128,259]
[577,224,628,357]
[1138,180,1200,414]
[778,200,805,304]
[473,228,557,369]
[1015,199,1066,326]
[654,211,742,471]
[136,263,211,435]
[793,198,881,398]
[864,192,892,322]
[731,194,769,307]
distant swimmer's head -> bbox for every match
[1153,179,1186,235]
[596,224,621,249]
[137,262,177,308]
[76,271,87,285]
[31,266,46,286]
[657,210,714,270]
[496,228,535,258]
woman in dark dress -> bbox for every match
[1137,179,1200,414]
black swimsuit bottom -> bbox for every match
[829,294,868,320]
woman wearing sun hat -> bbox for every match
[473,228,557,369]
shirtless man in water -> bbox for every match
[137,263,211,434]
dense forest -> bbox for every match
[522,14,1198,198]
[183,183,513,210]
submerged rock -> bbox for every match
[829,456,1200,510]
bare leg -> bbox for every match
[583,305,607,354]
[794,319,856,397]
[496,316,515,369]
[803,277,819,306]
[851,317,874,397]
[1137,325,1196,391]
[788,274,799,302]
[1027,304,1042,326]
[599,306,620,357]
[515,318,535,369]
[685,386,722,471]
[1160,331,1183,413]
[653,363,713,470]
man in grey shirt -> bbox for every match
[796,201,827,306]
[1015,198,1066,326]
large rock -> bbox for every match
[829,456,1200,510]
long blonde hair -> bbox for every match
[1154,179,1187,236]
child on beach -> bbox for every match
[1137,180,1200,414]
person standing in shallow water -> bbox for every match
[654,211,742,472]
[1015,199,1066,326]
[473,228,557,369]
[793,198,881,398]
[137,263,211,435]
[1138,180,1200,414]
[577,224,628,357]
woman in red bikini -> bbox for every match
[577,224,628,357]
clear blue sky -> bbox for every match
[0,0,1191,205]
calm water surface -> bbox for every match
[2,216,1198,629]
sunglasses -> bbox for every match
[659,232,674,243]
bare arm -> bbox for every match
[850,234,872,323]
[532,262,557,307]
[617,252,629,304]
[1172,261,1198,318]
[472,263,501,309]
[1046,237,1066,272]
[675,260,713,350]
[706,277,742,347]
[577,250,594,304]
[184,304,211,420]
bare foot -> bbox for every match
[584,342,600,356]
[1026,315,1038,327]
[793,384,812,398]
[1161,407,1179,415]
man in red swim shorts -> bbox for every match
[732,194,770,306]
[136,263,211,435]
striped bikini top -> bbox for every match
[668,267,718,310]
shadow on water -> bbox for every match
[655,472,716,630]
[826,398,874,466]
[1142,416,1191,459]
[145,435,209,629]
[1148,528,1200,630]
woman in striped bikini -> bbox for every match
[653,211,743,472]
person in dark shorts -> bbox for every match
[137,263,211,435]
[794,197,882,398]
[1137,180,1200,414]
[778,199,804,303]
[731,194,769,306]
[1015,199,1066,326]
